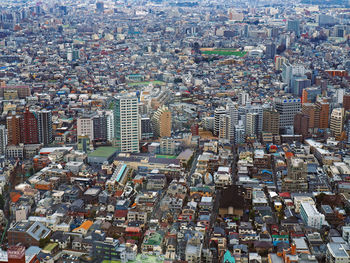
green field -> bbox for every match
[201,50,247,57]
[156,155,177,159]
[127,81,166,87]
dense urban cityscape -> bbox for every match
[0,0,350,262]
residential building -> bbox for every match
[151,105,171,138]
[37,110,53,146]
[113,96,139,153]
[330,108,344,139]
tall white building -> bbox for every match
[300,202,325,229]
[106,111,115,142]
[234,121,245,144]
[226,103,238,142]
[113,96,140,153]
[238,92,250,106]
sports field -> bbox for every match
[201,48,247,57]
[127,80,166,87]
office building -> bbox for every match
[113,96,139,153]
[96,2,104,12]
[37,110,53,146]
[302,87,321,103]
[263,108,280,135]
[22,108,38,144]
[274,97,301,128]
[265,43,276,59]
[92,238,127,262]
[318,14,336,27]
[300,202,325,229]
[291,77,311,96]
[287,20,300,37]
[152,105,171,138]
[77,116,94,140]
[7,115,22,145]
[330,108,344,139]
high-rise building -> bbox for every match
[287,20,300,37]
[0,125,7,155]
[141,117,153,140]
[336,89,345,104]
[330,108,344,139]
[7,114,22,145]
[37,110,53,146]
[93,114,108,141]
[151,105,171,138]
[301,103,316,129]
[238,92,250,106]
[227,103,238,140]
[315,100,329,129]
[77,116,94,140]
[246,112,259,136]
[96,2,104,12]
[265,43,276,59]
[214,107,227,136]
[343,94,350,111]
[294,113,309,138]
[241,104,263,134]
[234,122,245,144]
[263,108,280,135]
[106,111,114,142]
[274,97,301,128]
[302,87,321,103]
[275,56,287,71]
[113,96,139,153]
[22,108,39,144]
[291,77,311,96]
[218,114,232,140]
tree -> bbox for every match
[39,237,50,248]
[0,195,4,210]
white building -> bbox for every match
[326,243,350,263]
[113,96,140,153]
[300,202,325,229]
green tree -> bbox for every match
[0,195,4,210]
[39,237,50,248]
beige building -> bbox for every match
[263,108,280,135]
[152,105,171,138]
[330,108,344,139]
[282,158,308,192]
[77,116,94,140]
